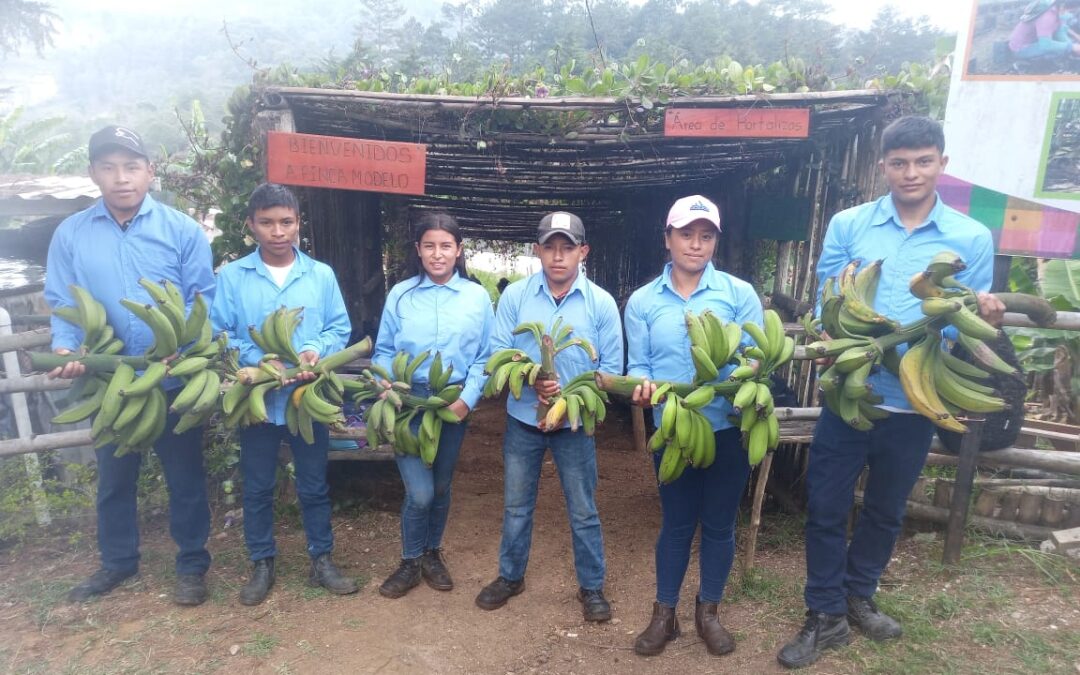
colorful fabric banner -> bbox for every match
[938,174,1080,260]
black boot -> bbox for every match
[777,611,850,669]
[379,558,422,599]
[634,602,680,656]
[174,573,208,606]
[695,596,735,656]
[239,558,276,606]
[578,587,612,622]
[475,576,524,610]
[309,554,359,595]
[847,596,902,641]
[421,549,453,591]
[67,567,137,603]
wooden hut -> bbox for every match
[248,87,901,343]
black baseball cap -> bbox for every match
[537,211,586,245]
[88,125,149,162]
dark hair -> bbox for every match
[395,212,476,312]
[246,183,300,220]
[881,116,945,155]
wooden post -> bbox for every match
[943,418,984,564]
[742,452,774,573]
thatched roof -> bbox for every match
[262,87,896,240]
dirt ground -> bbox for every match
[2,402,1079,674]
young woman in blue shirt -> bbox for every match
[373,213,494,599]
[624,195,763,659]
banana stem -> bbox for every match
[593,372,699,398]
[993,292,1056,327]
[536,334,557,424]
[29,352,149,373]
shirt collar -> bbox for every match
[91,193,156,226]
[534,268,587,299]
[417,270,463,290]
[656,261,720,295]
[239,246,309,274]
[871,192,947,232]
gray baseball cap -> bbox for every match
[537,211,586,245]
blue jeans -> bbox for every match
[497,417,605,590]
[239,422,333,561]
[804,408,934,615]
[395,415,468,559]
[95,401,210,576]
[652,428,750,606]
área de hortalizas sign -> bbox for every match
[266,131,427,195]
[663,108,809,138]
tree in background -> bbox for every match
[0,0,57,59]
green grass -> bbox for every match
[244,632,280,658]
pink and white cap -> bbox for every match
[666,195,721,231]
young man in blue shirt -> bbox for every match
[778,117,1007,669]
[475,212,624,622]
[210,183,356,605]
[45,125,216,605]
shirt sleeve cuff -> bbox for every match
[461,381,483,411]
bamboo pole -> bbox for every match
[742,452,774,572]
[0,429,94,458]
[0,330,51,352]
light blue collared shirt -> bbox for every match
[210,247,351,426]
[373,272,494,410]
[493,270,624,428]
[815,193,995,410]
[45,195,215,374]
[626,262,763,431]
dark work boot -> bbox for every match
[634,602,680,656]
[695,596,735,656]
[777,611,850,669]
[578,587,612,622]
[67,567,137,603]
[420,549,453,591]
[239,558,275,606]
[847,596,902,641]
[174,573,208,606]
[309,554,359,595]
[475,576,524,610]
[379,558,422,599]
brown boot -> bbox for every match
[695,596,735,656]
[634,602,680,656]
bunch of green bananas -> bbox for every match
[349,350,463,466]
[536,372,609,434]
[51,284,125,356]
[247,306,304,365]
[803,252,1021,432]
[727,309,793,465]
[898,326,1010,434]
[221,334,374,430]
[48,281,225,455]
[684,309,746,383]
[649,386,718,483]
[482,347,541,399]
[483,319,605,434]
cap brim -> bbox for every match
[89,142,148,161]
[537,230,583,245]
[667,215,721,231]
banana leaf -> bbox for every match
[1040,259,1080,311]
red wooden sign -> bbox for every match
[266,131,426,195]
[663,108,810,138]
